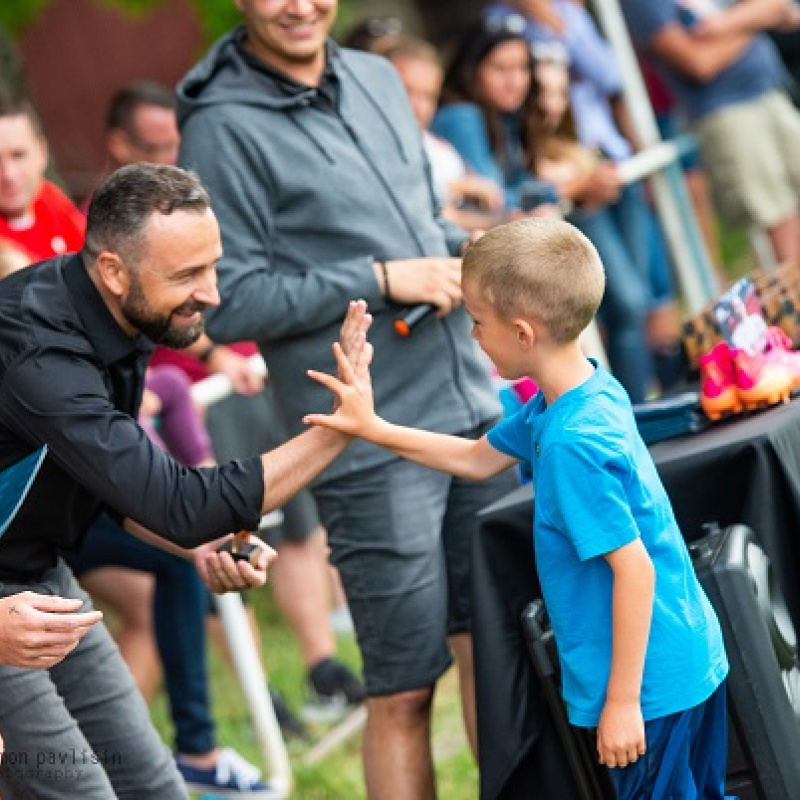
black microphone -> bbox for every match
[394,304,436,336]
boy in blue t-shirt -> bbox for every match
[305,218,730,798]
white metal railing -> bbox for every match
[214,592,291,798]
[616,135,696,185]
[191,354,267,407]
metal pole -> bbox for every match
[215,592,292,798]
[591,0,720,312]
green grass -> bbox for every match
[146,587,478,799]
[717,222,757,284]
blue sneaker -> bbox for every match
[176,748,277,799]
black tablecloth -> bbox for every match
[473,398,800,800]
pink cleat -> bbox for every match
[699,342,741,420]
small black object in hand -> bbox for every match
[217,538,262,566]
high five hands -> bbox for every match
[304,300,378,438]
[336,299,374,390]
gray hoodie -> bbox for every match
[177,30,500,482]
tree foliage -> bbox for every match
[0,0,51,37]
[0,0,360,43]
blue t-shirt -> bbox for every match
[620,0,784,121]
[487,364,728,727]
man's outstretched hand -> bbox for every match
[338,299,373,388]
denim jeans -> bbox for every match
[571,183,654,402]
[0,560,188,799]
[65,513,215,755]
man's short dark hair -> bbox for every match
[84,163,210,263]
[106,81,176,133]
[0,84,44,137]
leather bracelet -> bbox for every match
[380,261,392,303]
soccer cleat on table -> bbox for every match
[699,342,741,420]
[731,347,793,411]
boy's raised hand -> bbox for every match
[304,333,379,439]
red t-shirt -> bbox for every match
[0,180,86,262]
[149,341,260,383]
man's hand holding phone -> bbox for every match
[194,532,276,594]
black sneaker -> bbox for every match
[301,658,366,724]
[269,688,310,741]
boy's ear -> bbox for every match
[513,318,537,350]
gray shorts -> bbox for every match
[313,427,516,696]
[206,385,320,544]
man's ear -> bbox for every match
[96,251,129,299]
[38,136,49,171]
[106,130,130,167]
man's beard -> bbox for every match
[122,278,206,349]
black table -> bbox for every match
[473,398,800,800]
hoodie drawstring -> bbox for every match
[287,111,336,165]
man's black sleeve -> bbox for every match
[0,350,264,546]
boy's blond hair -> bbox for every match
[462,218,605,343]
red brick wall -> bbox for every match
[19,0,202,200]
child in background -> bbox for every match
[306,218,730,799]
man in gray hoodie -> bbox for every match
[177,1,515,797]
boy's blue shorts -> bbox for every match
[609,681,734,800]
